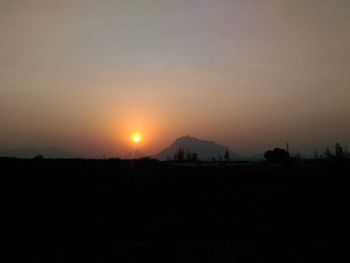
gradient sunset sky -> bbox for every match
[0,0,349,157]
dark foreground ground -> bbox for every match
[1,158,350,262]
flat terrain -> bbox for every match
[1,159,350,262]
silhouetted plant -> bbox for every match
[335,143,345,161]
[217,153,223,162]
[264,148,290,163]
[186,149,192,161]
[323,147,334,160]
[33,154,44,160]
[322,144,348,163]
[174,147,185,161]
[183,149,198,161]
[223,147,230,162]
[191,152,198,161]
[294,150,302,160]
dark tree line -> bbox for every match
[174,147,231,162]
[173,148,198,161]
[264,143,349,164]
[316,143,349,162]
[170,143,349,164]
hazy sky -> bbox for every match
[0,0,349,157]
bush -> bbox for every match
[264,148,290,163]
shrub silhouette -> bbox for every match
[223,147,230,162]
[173,148,198,162]
[323,143,348,162]
[264,148,290,163]
[33,154,44,160]
[217,153,223,162]
[191,152,198,161]
[335,143,345,161]
[174,147,185,161]
[323,147,333,160]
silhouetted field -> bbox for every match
[2,158,350,262]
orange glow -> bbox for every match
[107,107,176,156]
[131,133,142,144]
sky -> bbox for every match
[0,0,349,157]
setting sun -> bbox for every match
[132,133,142,144]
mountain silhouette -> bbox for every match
[154,135,239,161]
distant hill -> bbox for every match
[0,147,72,159]
[154,135,239,161]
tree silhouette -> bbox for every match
[322,143,348,162]
[184,149,198,161]
[191,152,198,161]
[223,147,230,162]
[323,147,333,160]
[335,143,344,161]
[186,149,192,161]
[264,148,290,163]
[174,147,185,161]
[294,150,301,160]
[33,154,44,160]
[217,153,223,162]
